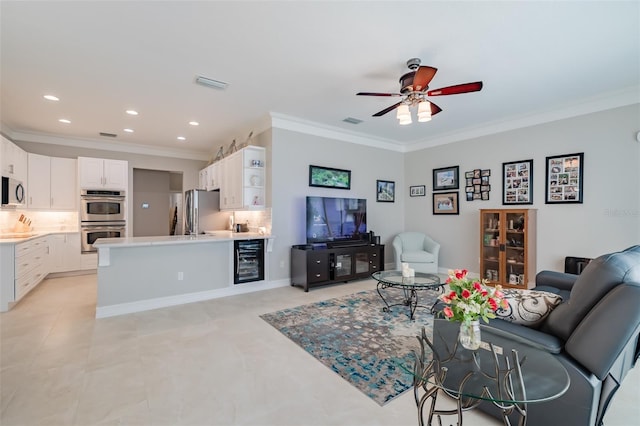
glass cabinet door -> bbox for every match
[334,253,352,278]
[481,211,501,284]
[505,211,526,286]
[355,251,370,274]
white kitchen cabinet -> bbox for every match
[220,146,265,211]
[220,150,243,210]
[49,233,81,273]
[14,236,50,302]
[27,153,51,209]
[51,157,77,209]
[198,167,208,190]
[27,154,77,210]
[1,135,28,182]
[206,162,220,191]
[78,157,128,190]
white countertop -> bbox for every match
[0,230,78,244]
[93,231,272,249]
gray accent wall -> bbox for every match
[269,127,405,281]
[403,104,640,272]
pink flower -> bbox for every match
[461,289,471,299]
[481,289,488,297]
[488,298,498,310]
[455,269,468,279]
[473,281,483,292]
[448,291,457,300]
[440,295,451,303]
[443,307,454,318]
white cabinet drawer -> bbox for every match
[13,236,50,302]
[15,237,49,258]
[15,245,47,278]
[15,266,46,301]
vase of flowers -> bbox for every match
[439,269,507,350]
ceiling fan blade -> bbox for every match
[412,66,438,92]
[427,81,483,96]
[430,102,442,116]
[373,102,403,117]
[356,92,402,97]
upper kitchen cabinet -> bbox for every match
[1,135,28,182]
[198,162,221,191]
[78,157,128,190]
[27,154,77,210]
[220,146,265,211]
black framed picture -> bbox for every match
[433,191,459,215]
[308,165,351,189]
[433,166,459,191]
[545,153,584,203]
[376,180,395,202]
[409,185,426,197]
[502,159,533,205]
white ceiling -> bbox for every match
[1,1,639,160]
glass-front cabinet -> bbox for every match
[480,209,536,289]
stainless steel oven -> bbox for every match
[81,222,126,253]
[80,189,126,222]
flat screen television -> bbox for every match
[306,196,366,244]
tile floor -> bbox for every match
[1,274,639,425]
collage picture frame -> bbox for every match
[502,159,533,205]
[545,152,583,204]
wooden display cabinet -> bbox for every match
[480,209,536,289]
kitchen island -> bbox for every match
[93,232,277,318]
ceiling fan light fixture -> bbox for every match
[417,101,432,122]
[396,104,411,120]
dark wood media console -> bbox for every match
[290,243,385,292]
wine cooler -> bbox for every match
[234,239,265,284]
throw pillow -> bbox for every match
[495,289,563,328]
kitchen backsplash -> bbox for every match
[233,208,272,234]
[0,210,79,234]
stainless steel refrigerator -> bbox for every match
[183,189,222,234]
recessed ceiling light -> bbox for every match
[126,110,138,116]
[58,119,71,124]
[177,136,186,141]
[189,121,199,126]
[44,95,59,101]
[123,128,134,133]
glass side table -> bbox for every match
[408,319,570,426]
[372,270,444,320]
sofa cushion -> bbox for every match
[401,251,436,263]
[542,245,640,341]
[495,289,563,328]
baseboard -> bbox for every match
[95,279,290,318]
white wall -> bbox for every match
[269,128,405,281]
[404,104,640,273]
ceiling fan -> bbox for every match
[357,58,483,123]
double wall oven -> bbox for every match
[80,189,126,253]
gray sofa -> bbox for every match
[434,245,640,425]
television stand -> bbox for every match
[290,243,385,292]
[327,240,369,249]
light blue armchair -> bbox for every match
[392,232,440,273]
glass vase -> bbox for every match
[459,320,481,350]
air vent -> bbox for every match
[342,117,363,125]
[195,75,229,90]
[99,132,118,138]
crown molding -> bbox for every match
[5,129,210,161]
[406,86,640,152]
[269,112,404,152]
[270,87,639,153]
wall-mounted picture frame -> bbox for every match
[545,152,584,204]
[433,166,459,191]
[433,191,459,215]
[376,180,395,202]
[502,159,533,205]
[409,185,426,197]
[308,165,351,189]
[465,168,491,202]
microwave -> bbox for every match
[1,176,25,207]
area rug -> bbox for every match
[259,289,437,405]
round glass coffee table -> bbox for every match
[372,270,444,320]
